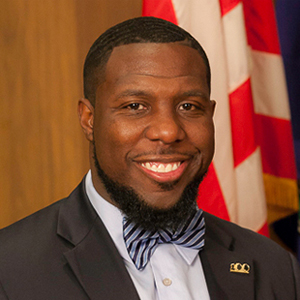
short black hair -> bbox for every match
[84,16,211,106]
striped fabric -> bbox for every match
[142,0,298,235]
[123,210,205,270]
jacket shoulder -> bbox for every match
[0,179,96,299]
[204,211,287,254]
[0,196,68,267]
[203,212,300,299]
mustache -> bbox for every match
[132,149,199,159]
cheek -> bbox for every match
[93,119,143,168]
[190,121,215,156]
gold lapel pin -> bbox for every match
[230,262,250,274]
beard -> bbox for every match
[93,146,205,231]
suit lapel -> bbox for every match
[57,180,140,300]
[201,212,255,300]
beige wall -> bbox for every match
[0,0,142,228]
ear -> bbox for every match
[78,98,94,142]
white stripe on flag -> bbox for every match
[235,147,267,230]
[223,3,250,92]
[251,50,291,120]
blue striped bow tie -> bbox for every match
[123,209,205,270]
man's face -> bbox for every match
[91,42,215,210]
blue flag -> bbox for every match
[275,0,300,257]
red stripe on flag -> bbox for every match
[242,0,281,54]
[229,79,257,167]
[197,164,231,221]
[255,114,297,179]
[142,0,178,24]
[219,0,241,16]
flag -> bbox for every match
[142,0,298,236]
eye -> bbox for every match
[178,103,197,111]
[125,103,147,111]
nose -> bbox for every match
[145,110,186,144]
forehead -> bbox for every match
[102,42,208,84]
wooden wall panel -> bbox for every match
[0,0,142,228]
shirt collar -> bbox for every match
[85,170,132,263]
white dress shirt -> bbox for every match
[85,170,210,300]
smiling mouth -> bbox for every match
[136,160,188,184]
[140,162,181,173]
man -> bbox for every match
[0,17,299,300]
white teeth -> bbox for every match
[172,163,180,171]
[157,164,165,172]
[141,162,181,173]
[151,164,158,171]
[165,164,172,172]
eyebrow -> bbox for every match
[115,90,154,101]
[175,90,210,101]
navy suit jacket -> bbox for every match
[0,179,299,299]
